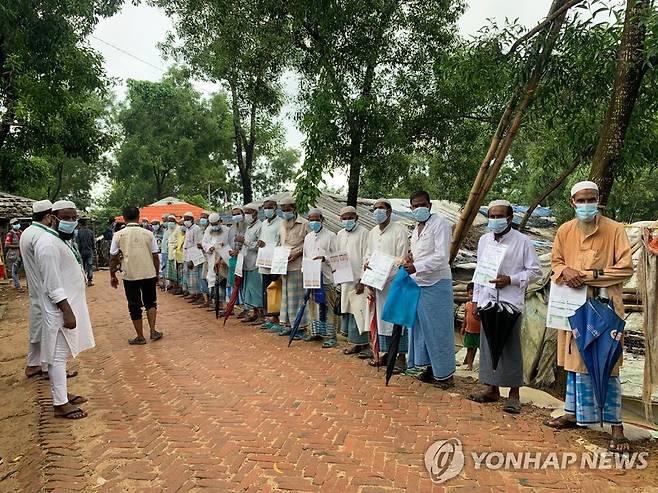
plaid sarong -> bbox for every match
[378,329,408,354]
[166,259,178,282]
[280,270,308,328]
[565,371,622,425]
[180,263,188,291]
[187,264,202,295]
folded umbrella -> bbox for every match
[569,298,625,421]
[385,325,403,386]
[214,278,221,319]
[479,299,521,371]
[369,297,380,369]
[222,274,243,326]
[288,289,312,346]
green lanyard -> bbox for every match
[34,222,82,266]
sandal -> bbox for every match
[468,392,500,403]
[358,349,374,359]
[129,336,147,345]
[343,345,362,355]
[55,408,88,420]
[392,364,406,375]
[68,395,88,405]
[369,354,388,367]
[503,397,522,414]
[543,415,579,429]
[150,331,163,341]
[609,437,632,455]
[322,338,337,349]
[25,368,43,379]
[415,367,434,383]
[434,376,455,390]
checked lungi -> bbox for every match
[308,286,337,339]
[280,270,309,328]
[187,264,203,295]
[166,259,178,282]
[565,372,622,426]
[242,269,263,309]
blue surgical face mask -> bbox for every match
[232,214,243,223]
[168,222,176,229]
[211,225,222,232]
[184,220,193,227]
[180,225,187,233]
[342,219,356,231]
[309,221,322,233]
[199,218,209,226]
[152,224,160,231]
[487,218,509,234]
[373,209,388,224]
[58,219,78,235]
[412,207,431,223]
[575,203,598,222]
[12,224,20,230]
[282,211,295,221]
[264,208,276,219]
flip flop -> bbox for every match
[26,369,43,379]
[609,437,632,455]
[55,408,88,420]
[503,397,522,414]
[129,336,147,345]
[322,338,337,349]
[68,395,88,405]
[542,416,579,429]
[343,345,362,355]
[468,393,499,403]
[150,331,163,341]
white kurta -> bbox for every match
[19,223,51,343]
[336,224,369,333]
[184,224,204,263]
[364,221,410,336]
[35,231,95,364]
[258,216,283,274]
[202,226,231,285]
[303,227,338,284]
[410,214,452,286]
[473,229,543,311]
[242,219,263,271]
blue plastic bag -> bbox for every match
[382,267,421,328]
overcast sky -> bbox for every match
[89,1,554,191]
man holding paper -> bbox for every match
[469,199,541,411]
[336,206,370,356]
[303,208,338,348]
[404,191,458,389]
[183,211,205,305]
[257,197,283,329]
[277,196,310,336]
[364,198,410,371]
[202,213,230,312]
[239,203,264,324]
[544,181,633,454]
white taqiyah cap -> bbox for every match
[263,196,277,204]
[10,218,19,225]
[33,200,53,213]
[183,211,194,217]
[209,212,220,223]
[571,180,599,197]
[308,208,323,217]
[52,200,76,211]
[373,198,391,208]
[243,202,259,211]
[231,205,244,212]
[488,199,511,209]
[279,196,296,206]
[340,206,356,215]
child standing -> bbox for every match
[461,282,480,371]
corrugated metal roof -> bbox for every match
[0,192,35,221]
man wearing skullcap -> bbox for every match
[35,199,94,419]
[20,200,54,377]
[336,205,370,356]
[545,181,633,453]
[202,212,231,312]
[238,203,264,323]
[197,211,211,305]
[166,215,185,294]
[468,198,541,409]
[159,214,171,290]
[182,211,205,304]
[110,206,164,345]
[5,218,23,291]
[365,198,409,372]
[276,196,310,336]
[257,197,283,329]
[225,206,247,311]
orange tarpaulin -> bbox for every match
[115,200,206,223]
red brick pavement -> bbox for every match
[20,272,656,492]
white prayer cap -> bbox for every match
[9,218,19,225]
[340,206,356,215]
[183,211,194,217]
[243,202,259,211]
[167,214,176,221]
[488,199,511,209]
[570,180,599,197]
[231,205,244,212]
[279,196,296,206]
[308,208,323,217]
[209,212,220,223]
[262,196,277,204]
[52,200,76,211]
[373,198,391,208]
[32,200,53,213]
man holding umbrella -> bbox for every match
[468,199,542,413]
[544,181,633,454]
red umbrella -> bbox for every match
[369,297,380,369]
[222,275,243,326]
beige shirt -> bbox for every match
[111,224,159,281]
[279,215,309,272]
[551,215,633,374]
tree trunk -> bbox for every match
[0,39,14,150]
[518,156,581,232]
[588,0,648,207]
[347,137,361,207]
[450,0,570,262]
[229,81,250,203]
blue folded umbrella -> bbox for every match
[568,298,625,421]
[382,268,421,328]
[288,289,312,346]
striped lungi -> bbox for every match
[565,371,622,426]
[180,263,188,291]
[344,314,369,344]
[379,329,408,354]
[280,270,309,328]
[187,264,203,294]
[242,269,263,309]
[308,286,337,338]
[166,259,178,282]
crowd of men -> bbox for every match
[11,180,633,453]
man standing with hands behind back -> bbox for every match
[110,206,164,345]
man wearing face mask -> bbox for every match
[176,218,188,295]
[469,199,541,408]
[404,191,460,389]
[227,206,246,311]
[165,216,182,294]
[202,213,230,311]
[257,197,283,330]
[303,208,339,348]
[159,214,170,290]
[239,203,264,324]
[545,181,633,454]
[197,212,211,308]
[20,200,54,378]
[183,212,205,304]
[34,200,95,419]
[364,199,409,373]
[277,196,310,336]
[5,218,23,291]
[336,206,370,356]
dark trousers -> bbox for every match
[123,277,157,320]
[262,273,279,316]
[81,253,94,281]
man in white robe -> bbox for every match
[364,199,410,371]
[35,200,95,419]
[336,206,370,356]
[19,199,54,377]
[202,213,231,311]
[257,197,283,329]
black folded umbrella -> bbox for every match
[214,278,221,319]
[385,324,403,386]
[479,302,520,371]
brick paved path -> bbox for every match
[23,272,654,492]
